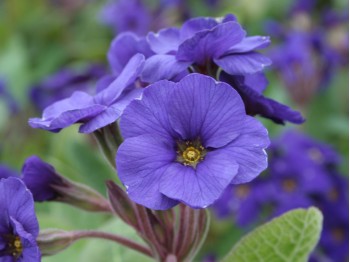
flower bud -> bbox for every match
[37,229,75,256]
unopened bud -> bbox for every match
[37,229,75,256]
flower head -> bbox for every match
[29,54,145,133]
[0,177,40,261]
[141,15,271,83]
[116,74,269,210]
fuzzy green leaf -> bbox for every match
[222,207,323,262]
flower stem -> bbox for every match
[93,130,116,168]
[73,230,153,257]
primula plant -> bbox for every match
[1,0,347,261]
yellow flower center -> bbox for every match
[5,235,23,258]
[182,146,201,163]
[176,139,206,168]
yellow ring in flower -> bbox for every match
[182,146,201,163]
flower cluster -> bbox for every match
[213,130,349,261]
[28,13,305,211]
[4,12,308,261]
[266,0,348,107]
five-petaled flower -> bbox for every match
[116,73,270,210]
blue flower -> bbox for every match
[0,177,40,261]
[116,74,269,210]
[29,54,145,133]
[141,15,271,83]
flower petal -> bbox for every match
[10,217,41,261]
[94,54,145,105]
[120,80,177,139]
[168,74,246,148]
[141,54,190,83]
[227,36,271,53]
[116,135,179,210]
[0,178,39,237]
[159,149,239,208]
[177,22,246,65]
[108,32,153,75]
[222,116,269,184]
[215,51,272,75]
[180,17,219,40]
[147,28,181,54]
[80,88,143,133]
[28,91,105,132]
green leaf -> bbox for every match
[222,207,323,262]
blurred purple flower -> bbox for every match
[212,130,348,261]
[0,177,40,261]
[29,54,145,133]
[99,0,152,36]
[30,64,106,111]
[117,74,269,210]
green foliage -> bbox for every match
[222,207,323,262]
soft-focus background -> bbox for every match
[0,0,348,261]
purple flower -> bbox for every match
[29,54,145,133]
[269,25,341,106]
[99,0,152,36]
[219,72,305,124]
[213,182,270,226]
[0,177,40,261]
[116,74,269,210]
[22,156,65,202]
[30,64,106,111]
[141,15,271,83]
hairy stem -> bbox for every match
[73,230,153,257]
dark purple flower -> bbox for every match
[220,72,305,124]
[99,0,152,36]
[141,15,271,83]
[20,156,111,212]
[30,64,106,111]
[116,74,269,210]
[22,156,65,202]
[29,54,145,133]
[0,177,40,261]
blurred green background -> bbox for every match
[0,0,348,261]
